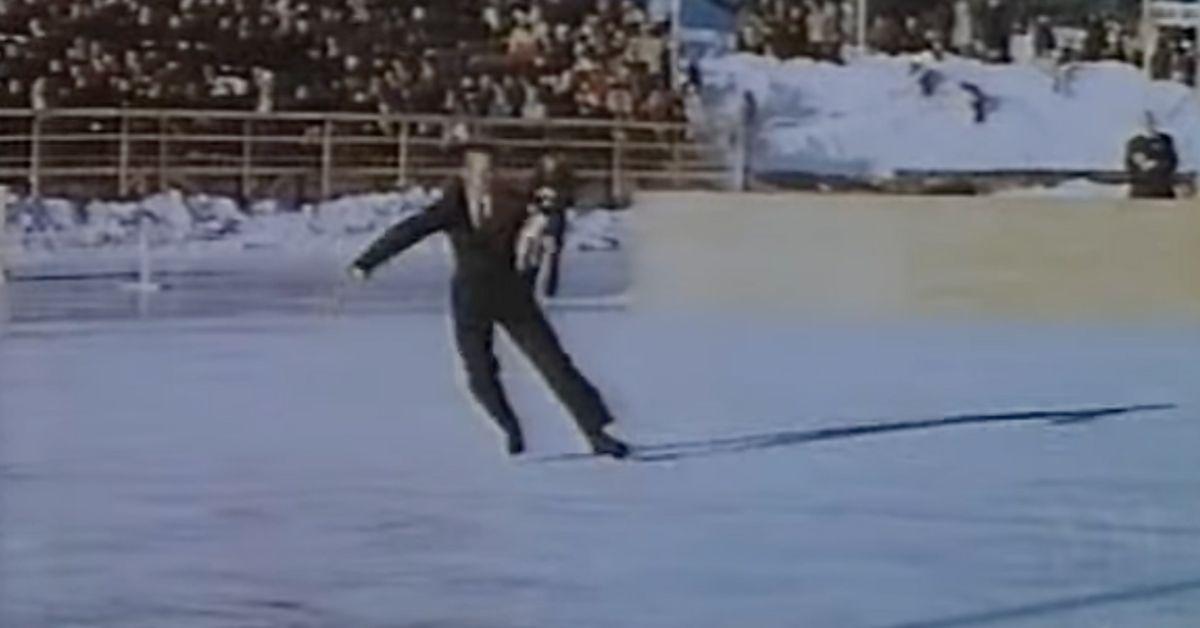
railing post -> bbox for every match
[118,110,131,197]
[320,117,333,200]
[241,118,253,200]
[671,126,683,188]
[157,114,168,192]
[29,112,42,198]
[610,124,624,202]
[396,119,409,188]
[731,116,747,192]
[0,184,8,285]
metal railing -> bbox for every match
[0,109,731,201]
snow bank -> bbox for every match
[988,177,1130,199]
[703,53,1200,177]
[2,187,625,270]
[4,189,428,254]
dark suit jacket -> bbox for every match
[353,177,533,301]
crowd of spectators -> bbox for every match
[1,0,1194,119]
[0,0,687,120]
[734,0,1196,87]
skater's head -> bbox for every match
[461,144,494,186]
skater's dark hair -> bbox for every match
[444,121,496,160]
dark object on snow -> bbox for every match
[913,64,944,97]
[1125,123,1179,199]
[959,82,995,124]
[351,171,627,458]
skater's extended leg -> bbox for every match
[453,298,524,454]
[500,306,626,457]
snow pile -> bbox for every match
[2,187,433,254]
[989,178,1130,199]
[303,189,442,237]
[702,53,1200,177]
[2,187,625,267]
[567,208,625,251]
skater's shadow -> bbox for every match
[621,404,1176,463]
[877,575,1200,628]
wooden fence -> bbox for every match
[0,109,731,202]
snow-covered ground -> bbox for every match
[2,189,626,278]
[987,178,1130,199]
[702,54,1200,178]
[1,189,630,322]
[2,193,1199,627]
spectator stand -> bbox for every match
[0,0,693,119]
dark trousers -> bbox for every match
[543,243,563,296]
[521,246,564,297]
[521,224,565,297]
[451,279,613,438]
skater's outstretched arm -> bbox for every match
[351,201,451,276]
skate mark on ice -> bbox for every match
[880,576,1200,628]
[530,404,1175,463]
[527,451,632,463]
[10,269,226,283]
[540,294,631,312]
[0,462,40,481]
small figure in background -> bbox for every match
[1032,15,1056,60]
[518,151,577,297]
[1125,112,1178,199]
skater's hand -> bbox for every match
[347,264,369,282]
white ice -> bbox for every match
[2,304,1199,627]
[3,187,1199,627]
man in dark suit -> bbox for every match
[349,142,630,458]
[521,151,576,297]
[1125,112,1179,200]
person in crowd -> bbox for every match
[980,0,1012,62]
[951,0,975,55]
[1032,15,1057,60]
[522,150,577,297]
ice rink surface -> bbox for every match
[2,211,1199,627]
